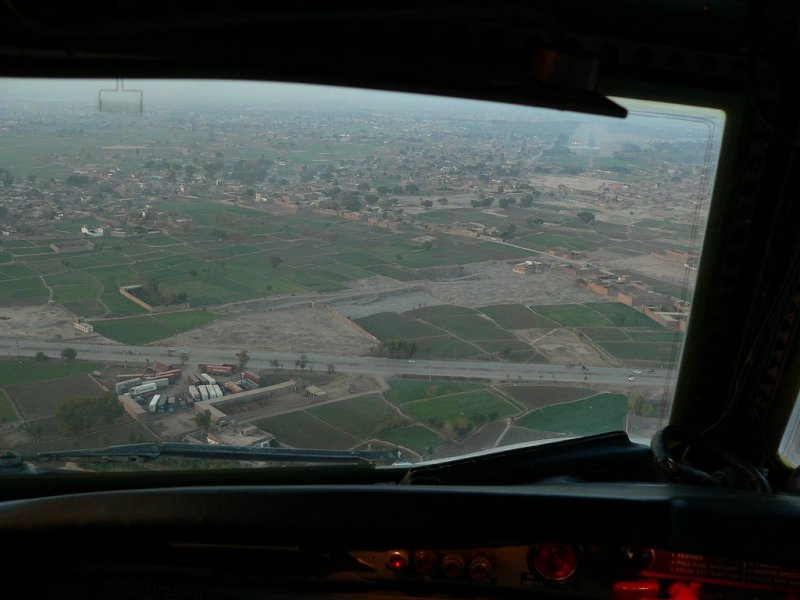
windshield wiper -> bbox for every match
[24,442,400,466]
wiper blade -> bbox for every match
[26,442,400,466]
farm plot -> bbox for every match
[497,385,594,410]
[478,304,557,329]
[375,425,443,456]
[531,304,611,327]
[355,312,444,340]
[599,342,677,363]
[402,390,519,433]
[417,313,518,341]
[516,393,628,436]
[0,358,105,387]
[5,373,105,420]
[91,311,221,344]
[386,379,487,405]
[584,302,662,328]
[412,335,483,359]
[0,390,18,424]
[252,412,358,449]
[308,394,406,439]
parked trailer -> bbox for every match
[199,386,210,401]
[131,382,158,396]
[154,361,172,372]
[157,395,169,413]
[188,385,200,402]
[146,377,170,390]
[189,374,202,386]
[116,373,145,382]
[154,368,182,383]
[115,378,143,394]
[243,371,260,385]
[167,396,175,413]
[225,382,243,394]
[200,373,216,385]
[148,395,161,414]
[238,379,257,390]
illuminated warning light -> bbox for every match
[612,580,660,600]
[530,543,579,582]
[387,550,409,572]
[441,553,465,578]
[413,550,438,575]
[469,555,494,582]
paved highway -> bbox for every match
[0,338,672,387]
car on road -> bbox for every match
[627,376,636,381]
[407,360,416,364]
[633,369,643,374]
[648,369,655,373]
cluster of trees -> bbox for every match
[54,393,123,436]
[137,274,188,306]
[374,339,417,359]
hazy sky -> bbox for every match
[0,78,724,122]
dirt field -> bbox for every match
[606,254,696,286]
[426,262,597,307]
[5,374,106,420]
[515,327,615,366]
[159,304,377,354]
[0,304,86,342]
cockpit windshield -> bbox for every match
[0,79,723,469]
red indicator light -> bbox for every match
[469,555,494,582]
[441,553,465,578]
[413,550,437,575]
[531,543,579,582]
[612,580,660,600]
[387,550,409,572]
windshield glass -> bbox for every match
[0,79,723,468]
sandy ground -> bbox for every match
[0,304,87,341]
[516,328,614,367]
[606,253,696,286]
[159,304,377,354]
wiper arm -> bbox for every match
[27,442,400,466]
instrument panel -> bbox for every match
[348,546,800,600]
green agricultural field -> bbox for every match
[100,293,149,317]
[362,264,421,280]
[376,425,442,455]
[420,313,518,341]
[252,412,358,449]
[64,299,107,318]
[153,310,221,331]
[412,335,483,359]
[516,392,629,436]
[91,310,221,344]
[580,327,631,341]
[599,342,677,363]
[531,304,611,327]
[355,313,444,341]
[474,339,533,354]
[478,304,557,329]
[628,331,683,342]
[0,358,105,387]
[308,394,407,439]
[497,385,594,410]
[402,390,519,429]
[584,302,662,328]
[0,389,18,424]
[386,379,487,405]
[91,316,170,345]
[403,305,477,319]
